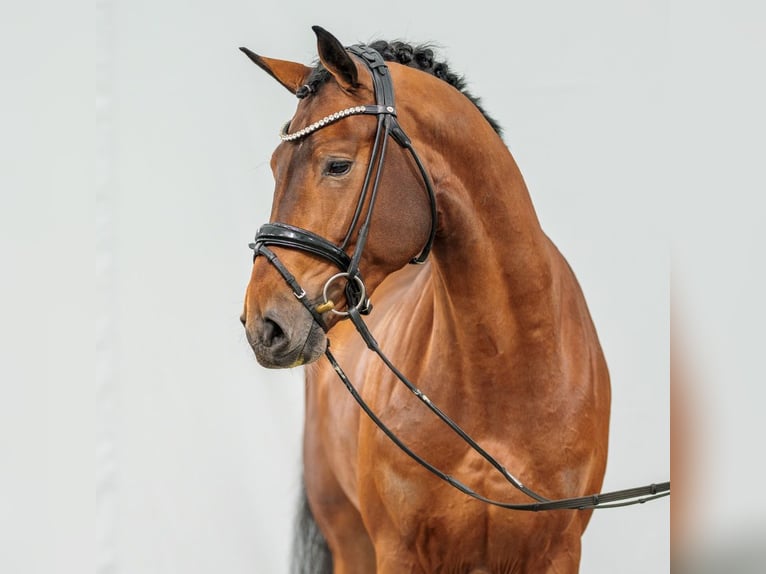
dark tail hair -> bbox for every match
[290,479,333,574]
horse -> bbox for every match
[240,26,611,573]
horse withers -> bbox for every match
[240,26,610,573]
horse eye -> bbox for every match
[324,159,352,176]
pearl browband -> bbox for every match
[280,104,396,142]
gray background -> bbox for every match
[4,0,765,573]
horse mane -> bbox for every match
[297,40,503,136]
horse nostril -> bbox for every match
[239,313,247,327]
[260,317,287,348]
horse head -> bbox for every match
[240,27,434,368]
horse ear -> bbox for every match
[312,25,359,91]
[239,47,312,95]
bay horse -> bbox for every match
[240,26,611,573]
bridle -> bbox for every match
[248,45,670,511]
[250,44,438,320]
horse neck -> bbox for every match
[424,123,558,359]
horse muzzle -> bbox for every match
[243,306,327,368]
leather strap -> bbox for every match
[252,223,351,271]
[329,310,671,510]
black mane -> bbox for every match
[298,40,502,136]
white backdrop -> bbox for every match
[4,1,766,573]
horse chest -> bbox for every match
[360,457,577,572]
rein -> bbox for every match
[249,45,670,511]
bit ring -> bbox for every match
[321,272,367,316]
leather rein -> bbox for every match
[249,45,670,511]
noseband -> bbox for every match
[248,45,670,511]
[249,44,438,320]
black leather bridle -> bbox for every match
[248,45,670,511]
[250,44,438,321]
